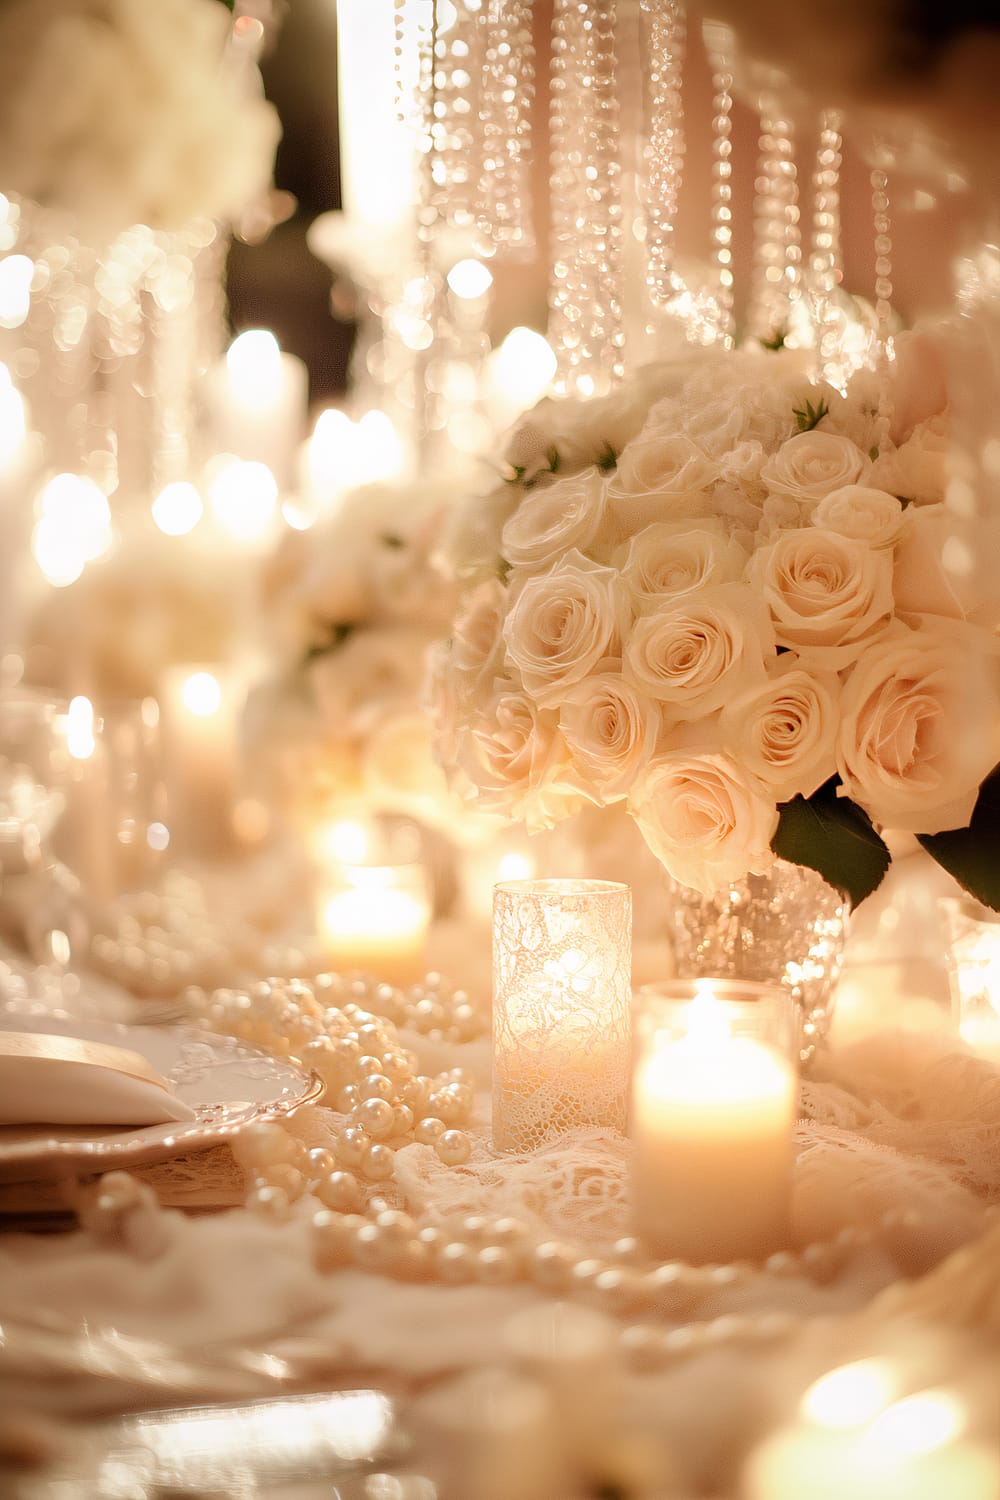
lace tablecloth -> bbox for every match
[1,905,999,1499]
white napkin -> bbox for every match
[0,1032,198,1126]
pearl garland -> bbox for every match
[183,969,932,1368]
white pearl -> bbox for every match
[356,1097,395,1140]
[336,1126,371,1170]
[435,1129,472,1166]
[474,1246,517,1285]
[361,1143,395,1182]
[316,1172,365,1213]
[414,1116,445,1146]
[530,1241,576,1292]
[436,1241,474,1283]
[620,1323,664,1371]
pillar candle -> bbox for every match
[317,861,431,985]
[205,330,307,491]
[631,983,797,1263]
[159,665,243,859]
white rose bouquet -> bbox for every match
[430,337,1000,908]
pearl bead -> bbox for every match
[435,1129,471,1166]
[764,1251,800,1278]
[570,1258,605,1293]
[336,1126,371,1170]
[337,1085,360,1113]
[360,1143,395,1182]
[357,1054,383,1076]
[316,1171,365,1212]
[436,1241,474,1283]
[311,1210,365,1270]
[306,1147,337,1177]
[427,1091,463,1125]
[417,1225,444,1251]
[391,1104,415,1136]
[359,1073,395,1103]
[594,1266,643,1314]
[247,1185,292,1223]
[620,1324,664,1371]
[375,1209,415,1240]
[261,1163,306,1200]
[475,1246,517,1285]
[490,1217,529,1248]
[397,1239,432,1280]
[356,1097,395,1140]
[232,1121,297,1171]
[351,1223,395,1270]
[530,1241,576,1292]
[414,1116,446,1146]
[611,1237,642,1263]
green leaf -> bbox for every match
[868,445,880,462]
[304,621,356,662]
[792,398,830,433]
[596,443,618,472]
[503,464,526,486]
[380,532,405,549]
[760,329,787,351]
[918,762,1000,912]
[772,779,891,909]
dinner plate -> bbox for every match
[0,1012,324,1181]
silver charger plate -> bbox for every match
[0,1012,324,1180]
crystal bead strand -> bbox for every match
[746,88,801,347]
[638,0,686,313]
[473,0,536,253]
[703,22,736,348]
[807,110,849,387]
[425,0,482,237]
[870,160,894,453]
[548,0,626,397]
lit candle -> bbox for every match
[335,0,419,232]
[492,879,631,1153]
[159,665,243,859]
[743,1362,1000,1500]
[631,983,797,1263]
[317,856,431,984]
[205,330,307,491]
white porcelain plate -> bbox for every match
[0,1012,324,1181]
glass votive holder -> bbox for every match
[492,878,631,1154]
[630,979,799,1264]
[159,662,246,860]
[943,897,1000,1063]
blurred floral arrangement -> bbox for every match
[0,0,280,239]
[245,477,474,837]
[430,332,1000,907]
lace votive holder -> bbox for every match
[631,980,798,1264]
[943,898,1000,1063]
[492,878,631,1154]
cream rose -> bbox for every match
[607,432,719,534]
[892,504,1000,624]
[503,550,628,707]
[720,655,840,802]
[629,750,779,895]
[811,485,909,548]
[622,583,774,718]
[761,430,870,504]
[309,624,431,740]
[749,527,894,668]
[560,668,664,802]
[459,682,589,831]
[502,468,609,570]
[870,417,949,506]
[836,620,1000,835]
[617,520,748,614]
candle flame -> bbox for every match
[181,671,222,718]
[862,1389,965,1458]
[320,819,372,865]
[497,851,534,882]
[801,1359,897,1429]
[66,696,96,760]
[686,982,731,1047]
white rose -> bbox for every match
[503,550,628,707]
[607,432,719,534]
[761,430,870,503]
[870,417,949,506]
[622,582,774,718]
[616,519,747,613]
[502,468,608,569]
[887,329,950,442]
[559,667,664,802]
[749,526,894,669]
[629,750,779,895]
[667,394,746,457]
[719,655,840,802]
[309,624,431,740]
[836,619,1000,835]
[812,485,909,548]
[892,504,996,623]
[459,682,590,832]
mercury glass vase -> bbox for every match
[663,859,847,1062]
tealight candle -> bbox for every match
[159,664,243,859]
[205,330,307,491]
[631,981,797,1263]
[317,860,431,985]
[743,1362,1000,1500]
[492,879,631,1153]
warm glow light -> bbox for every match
[281,498,314,531]
[0,364,26,468]
[801,1361,898,1430]
[208,457,279,543]
[319,819,371,865]
[497,851,534,882]
[490,327,558,407]
[225,329,283,404]
[0,253,33,329]
[32,472,113,586]
[355,409,406,484]
[447,258,494,300]
[686,982,731,1046]
[151,481,203,537]
[66,696,96,761]
[181,671,222,718]
[864,1391,966,1459]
